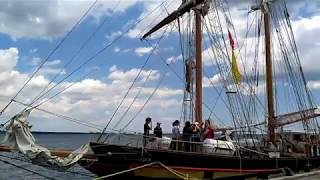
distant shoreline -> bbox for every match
[0,131,173,135]
[0,131,101,134]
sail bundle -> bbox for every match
[1,110,89,170]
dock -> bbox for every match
[271,170,320,180]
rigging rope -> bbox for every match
[2,0,170,127]
[97,22,173,142]
[13,99,103,131]
[0,0,99,116]
[112,69,154,130]
[28,1,122,107]
[120,69,168,133]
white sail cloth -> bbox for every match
[1,109,89,170]
[202,138,236,155]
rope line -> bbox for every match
[0,0,99,116]
[119,69,168,133]
[94,161,191,180]
[29,1,122,107]
[94,162,158,179]
[97,22,173,142]
[0,157,55,180]
[13,99,103,131]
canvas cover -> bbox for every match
[1,109,89,170]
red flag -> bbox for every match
[228,30,235,50]
[228,30,241,84]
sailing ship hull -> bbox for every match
[79,142,320,179]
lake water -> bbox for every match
[0,133,101,180]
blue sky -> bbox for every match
[0,0,320,133]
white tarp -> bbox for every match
[1,109,89,170]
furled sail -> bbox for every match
[275,108,320,127]
[185,60,194,92]
[1,109,89,170]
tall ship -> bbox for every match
[79,0,320,179]
[1,0,320,179]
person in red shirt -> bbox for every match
[203,120,214,139]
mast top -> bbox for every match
[142,0,208,39]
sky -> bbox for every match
[0,0,320,133]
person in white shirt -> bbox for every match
[171,120,180,150]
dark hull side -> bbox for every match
[80,142,320,179]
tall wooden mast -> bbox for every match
[195,10,203,123]
[142,0,207,124]
[263,3,276,143]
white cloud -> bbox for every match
[203,74,222,87]
[1,1,320,133]
[106,31,122,41]
[0,48,19,72]
[0,0,141,39]
[45,59,61,66]
[166,54,182,64]
[29,48,38,54]
[114,47,120,52]
[30,58,64,75]
[135,46,153,56]
[202,48,216,66]
[113,46,130,53]
[291,15,320,74]
[237,83,266,96]
[0,48,183,132]
[126,0,181,39]
[307,81,320,90]
[108,65,160,84]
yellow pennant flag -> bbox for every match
[231,50,241,85]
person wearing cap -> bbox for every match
[143,117,152,147]
[154,122,163,138]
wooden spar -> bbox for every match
[195,10,203,123]
[263,4,276,143]
[215,108,320,132]
[275,108,320,127]
[0,145,96,160]
[142,1,207,124]
[142,0,205,39]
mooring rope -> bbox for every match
[94,161,193,180]
[94,162,158,180]
[158,162,193,179]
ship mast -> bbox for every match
[251,1,276,143]
[142,0,207,123]
[195,9,203,123]
[263,5,276,144]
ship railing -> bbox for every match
[104,133,320,157]
[106,133,241,155]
